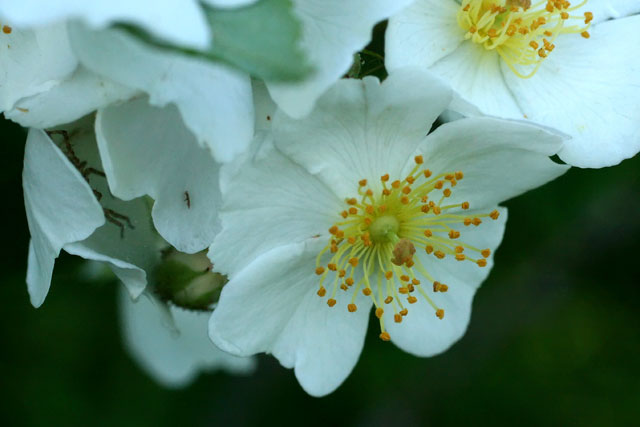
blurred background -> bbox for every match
[2,109,639,426]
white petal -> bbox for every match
[209,138,342,276]
[502,15,640,168]
[23,129,104,307]
[385,207,507,356]
[386,0,466,71]
[430,42,523,118]
[266,0,415,118]
[202,0,259,7]
[418,117,569,209]
[120,289,255,388]
[6,67,137,128]
[575,0,640,24]
[96,98,222,253]
[70,25,254,163]
[0,23,77,111]
[210,240,371,396]
[0,0,210,49]
[274,69,451,199]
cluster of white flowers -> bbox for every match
[3,0,638,396]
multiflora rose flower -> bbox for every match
[208,68,570,396]
[386,0,640,168]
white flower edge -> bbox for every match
[0,23,77,112]
[70,25,254,163]
[23,119,163,307]
[0,0,212,49]
[209,69,569,396]
[386,0,640,167]
[266,0,416,119]
[120,288,256,388]
[95,98,223,254]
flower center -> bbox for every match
[457,0,593,78]
[315,155,500,341]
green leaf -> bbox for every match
[122,0,311,82]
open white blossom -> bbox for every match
[386,0,640,168]
[208,69,569,396]
[120,288,255,388]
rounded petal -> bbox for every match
[70,25,254,163]
[274,69,452,199]
[6,67,137,128]
[430,42,523,118]
[386,0,465,71]
[418,117,569,209]
[502,15,640,168]
[210,138,342,276]
[96,98,222,253]
[385,207,507,356]
[0,23,77,112]
[23,129,105,307]
[120,289,255,388]
[210,241,371,396]
[266,0,415,118]
[0,0,210,49]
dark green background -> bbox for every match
[2,110,639,426]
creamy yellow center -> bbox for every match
[457,0,593,78]
[315,155,500,341]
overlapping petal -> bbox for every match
[121,288,255,388]
[96,98,222,254]
[266,0,416,118]
[70,25,254,163]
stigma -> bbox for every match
[457,0,593,78]
[314,155,500,341]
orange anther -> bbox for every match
[363,288,372,296]
[375,308,384,318]
[424,229,433,237]
[384,271,393,280]
[402,186,411,195]
[455,246,464,253]
[439,284,449,292]
[434,251,445,259]
[315,267,325,275]
[461,202,470,210]
[345,277,354,286]
[472,217,482,226]
[421,205,430,214]
[338,269,346,278]
[434,181,444,189]
[347,198,357,205]
[455,254,466,261]
[464,218,472,226]
[415,155,424,164]
[379,332,391,341]
[406,176,415,184]
[399,287,409,294]
[481,249,491,258]
[336,230,344,238]
[425,245,434,254]
[432,206,442,215]
[366,189,373,196]
[340,284,348,291]
[581,31,590,39]
[329,225,338,234]
[347,303,357,312]
[401,196,409,204]
[2,25,12,34]
[400,275,410,282]
[347,236,356,244]
[341,210,348,218]
[394,314,402,323]
[391,180,401,189]
[490,210,500,220]
[477,259,487,267]
[399,309,408,316]
[327,299,337,307]
[448,230,460,239]
[406,259,415,268]
[384,296,393,304]
[443,189,452,197]
[412,278,420,285]
[436,309,445,319]
[348,207,358,215]
[317,287,326,297]
[359,179,367,187]
[423,170,432,178]
[455,171,464,180]
[381,173,390,182]
[382,189,391,196]
[407,296,417,304]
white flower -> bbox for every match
[0,0,258,50]
[207,69,569,396]
[22,100,221,306]
[119,288,255,388]
[386,0,640,168]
